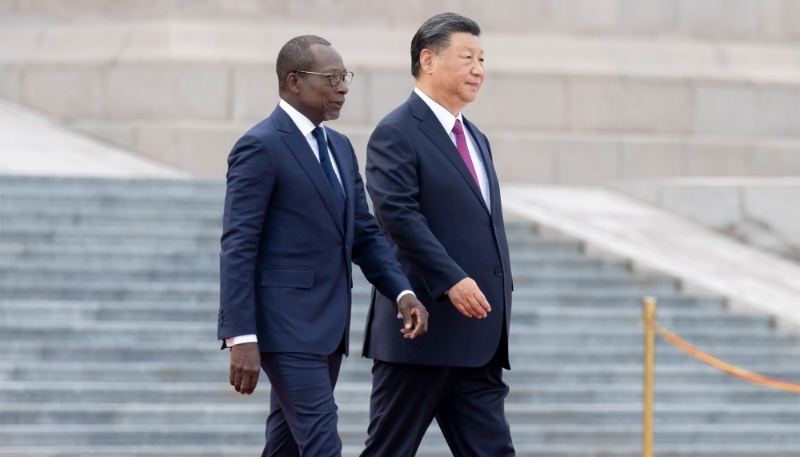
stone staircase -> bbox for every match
[0,175,799,456]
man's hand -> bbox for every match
[229,342,261,395]
[397,294,429,339]
[446,277,491,318]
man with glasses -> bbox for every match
[218,35,428,456]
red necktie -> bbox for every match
[452,119,480,189]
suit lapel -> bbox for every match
[463,118,498,215]
[410,93,489,214]
[272,107,345,236]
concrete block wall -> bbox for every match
[492,135,800,184]
[1,5,800,180]
[284,0,800,43]
[2,0,799,43]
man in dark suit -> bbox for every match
[361,13,515,456]
[218,35,428,457]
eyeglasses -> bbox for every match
[294,70,354,87]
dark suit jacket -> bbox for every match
[363,92,512,368]
[218,105,411,356]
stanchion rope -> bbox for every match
[654,322,800,394]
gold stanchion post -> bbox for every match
[642,297,657,457]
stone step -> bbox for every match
[0,230,564,252]
[512,346,800,366]
[508,307,773,329]
[0,201,224,214]
[0,176,225,197]
[0,216,534,233]
[0,281,219,301]
[2,402,798,426]
[0,191,223,205]
[0,243,225,259]
[2,338,797,365]
[1,381,798,405]
[0,206,223,222]
[0,257,633,275]
[0,215,224,231]
[0,271,670,288]
[511,290,724,307]
[5,258,632,277]
[0,422,799,446]
[5,306,770,331]
[2,444,799,457]
[0,283,686,301]
[6,321,791,349]
[0,228,222,244]
[0,301,772,329]
[2,361,797,385]
[2,253,223,268]
[0,268,677,290]
[1,245,614,269]
[515,258,631,272]
[0,289,728,308]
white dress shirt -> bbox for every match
[226,100,412,347]
[413,87,491,210]
[279,99,344,186]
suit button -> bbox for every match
[493,223,497,231]
[495,269,503,276]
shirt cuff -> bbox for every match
[396,290,415,303]
[226,334,258,347]
[395,290,416,319]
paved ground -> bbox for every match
[0,99,186,178]
[504,185,800,330]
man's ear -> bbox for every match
[286,73,301,94]
[419,49,436,75]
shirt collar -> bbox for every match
[279,99,323,138]
[413,87,463,134]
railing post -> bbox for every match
[642,297,657,457]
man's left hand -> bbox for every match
[397,294,429,339]
[229,342,261,395]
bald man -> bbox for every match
[218,35,428,457]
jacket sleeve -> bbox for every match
[218,133,275,341]
[366,122,467,301]
[349,139,412,303]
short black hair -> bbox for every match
[410,13,481,78]
[276,35,332,92]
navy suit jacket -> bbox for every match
[363,92,512,368]
[218,105,412,356]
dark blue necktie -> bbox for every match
[311,126,345,218]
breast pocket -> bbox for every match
[261,268,314,289]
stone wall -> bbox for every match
[1,1,799,180]
[3,0,799,43]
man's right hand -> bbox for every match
[446,277,491,318]
[229,342,261,395]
